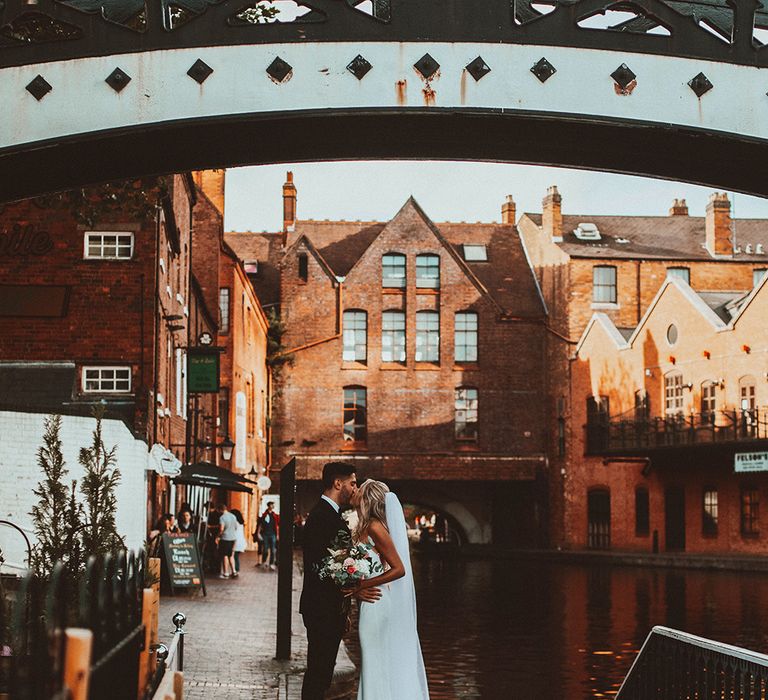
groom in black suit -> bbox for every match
[300,462,380,699]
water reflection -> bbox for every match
[410,556,768,699]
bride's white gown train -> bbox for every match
[357,493,429,700]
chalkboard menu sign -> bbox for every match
[161,532,204,593]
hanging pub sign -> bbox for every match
[187,349,220,393]
[161,532,205,594]
[734,451,768,473]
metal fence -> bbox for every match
[617,626,768,699]
[0,549,164,700]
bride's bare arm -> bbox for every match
[358,519,406,589]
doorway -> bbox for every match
[587,489,611,550]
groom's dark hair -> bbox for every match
[322,461,355,489]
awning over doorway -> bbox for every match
[173,462,254,493]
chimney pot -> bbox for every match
[283,171,297,233]
[501,195,516,224]
[542,185,562,240]
[705,192,732,257]
[669,197,689,216]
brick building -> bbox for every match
[191,172,271,539]
[516,186,768,553]
[573,275,768,554]
[227,175,549,546]
[0,175,217,563]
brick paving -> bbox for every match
[159,551,356,700]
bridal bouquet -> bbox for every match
[316,529,383,589]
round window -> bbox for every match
[666,324,678,345]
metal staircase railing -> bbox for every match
[617,626,768,700]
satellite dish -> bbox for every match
[257,476,272,491]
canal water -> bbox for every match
[407,555,768,699]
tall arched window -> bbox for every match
[381,310,406,362]
[740,375,757,437]
[343,386,367,444]
[664,371,684,416]
[455,387,478,441]
[342,310,367,362]
[382,253,406,288]
[700,381,717,424]
[415,311,440,363]
[416,254,440,289]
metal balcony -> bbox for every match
[585,409,768,457]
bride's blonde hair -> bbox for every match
[355,479,389,540]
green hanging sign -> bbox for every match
[187,350,220,393]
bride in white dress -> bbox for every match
[350,479,430,700]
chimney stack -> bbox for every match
[542,185,562,240]
[501,195,516,224]
[669,198,688,216]
[705,192,732,257]
[283,171,297,232]
[192,169,225,216]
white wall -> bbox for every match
[0,411,148,573]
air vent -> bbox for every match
[573,223,601,240]
[616,237,630,244]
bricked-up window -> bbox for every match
[701,381,717,423]
[634,390,650,422]
[741,485,759,537]
[342,310,367,362]
[754,269,767,287]
[455,312,478,363]
[455,387,478,441]
[667,267,690,284]
[703,487,718,536]
[343,386,367,443]
[218,387,230,437]
[219,288,230,334]
[381,311,406,362]
[664,372,684,415]
[415,311,440,363]
[84,232,134,260]
[298,253,308,282]
[82,367,131,393]
[416,254,440,289]
[635,487,649,537]
[382,253,406,288]
[592,265,617,304]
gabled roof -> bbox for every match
[522,213,768,261]
[282,233,338,283]
[575,313,631,355]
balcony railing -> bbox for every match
[586,409,768,455]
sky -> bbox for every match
[223,161,768,233]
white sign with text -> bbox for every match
[735,452,768,473]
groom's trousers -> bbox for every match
[301,614,344,700]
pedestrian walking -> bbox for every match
[217,503,238,579]
[258,501,279,571]
[231,508,247,577]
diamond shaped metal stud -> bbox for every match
[347,55,372,80]
[531,57,556,83]
[105,67,131,93]
[187,59,213,84]
[26,75,52,101]
[414,53,440,80]
[611,63,636,90]
[465,56,491,82]
[688,72,713,97]
[266,57,292,83]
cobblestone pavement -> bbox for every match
[159,551,355,700]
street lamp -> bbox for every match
[219,436,235,461]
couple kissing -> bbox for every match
[299,462,430,699]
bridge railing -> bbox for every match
[616,626,768,700]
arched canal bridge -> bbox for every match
[2,0,768,201]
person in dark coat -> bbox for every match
[300,462,381,700]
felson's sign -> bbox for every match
[734,452,768,473]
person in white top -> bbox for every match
[217,503,238,579]
[231,508,247,578]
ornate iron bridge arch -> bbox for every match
[1,0,768,200]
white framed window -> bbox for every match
[415,311,440,362]
[82,367,131,393]
[84,232,134,260]
[462,244,487,262]
[416,254,440,289]
[381,311,406,362]
[593,265,617,304]
[455,311,478,362]
[343,310,367,362]
[664,372,684,415]
[382,253,406,288]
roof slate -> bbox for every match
[524,213,768,261]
